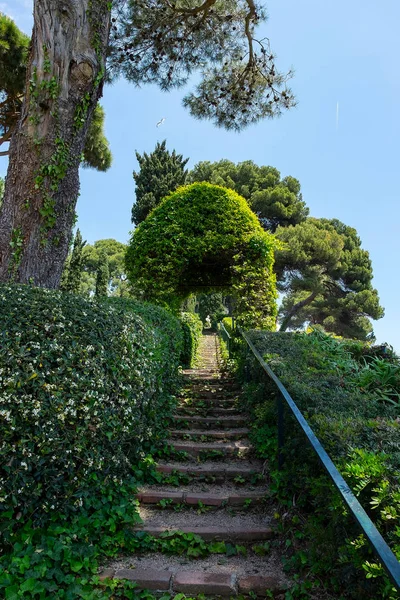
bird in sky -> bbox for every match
[156,117,166,127]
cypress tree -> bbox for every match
[95,249,109,298]
[131,140,189,225]
[61,229,86,293]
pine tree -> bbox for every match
[275,218,384,339]
[0,2,295,286]
[132,140,189,225]
[95,249,109,298]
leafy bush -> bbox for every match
[222,316,234,335]
[125,182,277,328]
[0,285,183,544]
[239,328,400,599]
[180,312,203,367]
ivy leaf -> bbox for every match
[5,586,19,600]
[70,560,84,572]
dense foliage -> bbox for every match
[61,238,129,298]
[197,293,227,329]
[240,328,400,598]
[132,140,189,225]
[0,13,29,152]
[0,14,112,170]
[180,312,203,367]
[126,182,278,329]
[81,104,112,172]
[188,159,308,232]
[275,218,384,339]
[0,285,183,540]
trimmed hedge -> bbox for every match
[240,329,400,598]
[180,312,203,367]
[126,182,277,329]
[0,285,183,543]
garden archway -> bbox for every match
[125,183,277,329]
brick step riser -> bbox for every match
[133,526,274,543]
[156,465,263,484]
[179,390,240,398]
[171,446,251,460]
[177,401,238,410]
[179,398,239,405]
[136,491,265,507]
[173,420,246,430]
[176,409,241,418]
[106,568,284,597]
[182,380,238,386]
[169,430,249,441]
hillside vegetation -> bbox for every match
[240,328,400,599]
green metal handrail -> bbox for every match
[217,322,400,592]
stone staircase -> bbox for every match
[105,332,290,597]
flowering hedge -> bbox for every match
[0,285,183,543]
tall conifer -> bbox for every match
[95,249,109,298]
[61,229,86,293]
[132,141,189,225]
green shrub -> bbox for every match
[222,316,234,335]
[239,328,400,599]
[125,182,277,329]
[180,312,203,367]
[0,285,183,544]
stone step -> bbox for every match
[156,462,264,484]
[176,407,241,417]
[171,441,251,459]
[169,428,250,441]
[179,389,240,399]
[184,379,237,387]
[104,554,288,596]
[133,524,274,543]
[178,398,236,409]
[135,490,266,507]
[183,375,223,382]
[173,416,247,429]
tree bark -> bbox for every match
[279,290,318,332]
[0,0,110,287]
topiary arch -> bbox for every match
[125,183,278,329]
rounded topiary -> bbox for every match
[126,182,277,329]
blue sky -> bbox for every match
[1,0,399,349]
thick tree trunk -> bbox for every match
[0,0,110,287]
[279,290,318,332]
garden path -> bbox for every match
[106,332,291,597]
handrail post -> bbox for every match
[277,394,284,471]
